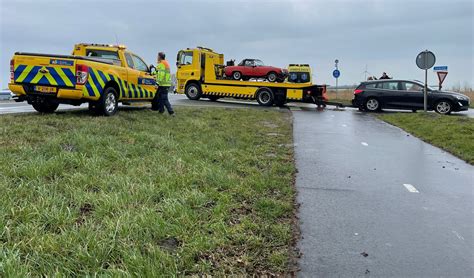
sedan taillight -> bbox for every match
[76,64,89,85]
[354,89,364,95]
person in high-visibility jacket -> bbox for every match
[153,52,174,115]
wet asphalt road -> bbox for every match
[0,94,277,114]
[293,108,473,277]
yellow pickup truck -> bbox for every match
[9,43,157,116]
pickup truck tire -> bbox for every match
[185,83,202,100]
[98,87,118,116]
[256,88,274,106]
[32,99,59,113]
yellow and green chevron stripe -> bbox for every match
[83,69,156,99]
[13,64,156,100]
[14,65,75,87]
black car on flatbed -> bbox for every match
[352,79,470,114]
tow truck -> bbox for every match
[176,47,334,107]
[9,43,157,116]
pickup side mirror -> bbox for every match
[149,64,156,74]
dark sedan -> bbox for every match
[352,80,470,114]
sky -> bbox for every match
[0,0,473,89]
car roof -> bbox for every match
[362,79,421,84]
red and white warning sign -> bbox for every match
[437,71,448,88]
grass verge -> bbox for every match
[0,107,296,276]
[378,113,474,164]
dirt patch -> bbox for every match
[75,203,94,226]
[158,237,181,252]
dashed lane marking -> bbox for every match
[361,142,368,146]
[452,230,465,241]
[403,184,419,193]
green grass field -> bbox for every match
[0,107,296,276]
[378,113,474,164]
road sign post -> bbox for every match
[416,50,436,112]
[333,59,340,99]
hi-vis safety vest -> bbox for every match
[156,60,172,87]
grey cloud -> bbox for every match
[1,0,473,89]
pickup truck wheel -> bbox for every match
[98,87,118,116]
[185,83,202,100]
[32,99,59,113]
[232,71,242,80]
[256,88,274,106]
[267,72,277,82]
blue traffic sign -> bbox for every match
[433,66,448,71]
[333,69,340,78]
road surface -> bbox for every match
[1,95,472,118]
[293,107,473,277]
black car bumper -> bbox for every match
[352,96,364,107]
[453,100,470,111]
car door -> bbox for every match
[399,81,425,109]
[130,53,155,99]
[379,81,402,108]
[244,60,256,77]
[253,60,267,77]
[124,52,140,99]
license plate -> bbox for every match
[34,86,57,93]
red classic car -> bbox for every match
[224,59,287,82]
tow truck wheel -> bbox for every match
[185,83,202,100]
[98,87,118,116]
[232,71,242,80]
[256,88,274,106]
[267,72,277,82]
[32,98,59,113]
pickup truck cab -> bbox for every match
[9,43,157,116]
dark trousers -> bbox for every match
[157,86,174,114]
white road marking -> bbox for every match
[342,124,347,127]
[361,142,368,146]
[0,106,27,110]
[403,184,419,193]
[452,230,464,241]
